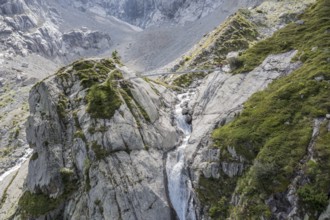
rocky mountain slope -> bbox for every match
[0,0,266,186]
[0,0,112,60]
[1,0,330,219]
[60,0,263,28]
[19,58,180,219]
[193,0,330,218]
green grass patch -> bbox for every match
[171,10,259,87]
[31,152,38,161]
[59,59,115,88]
[72,60,95,71]
[86,80,122,119]
[201,0,330,218]
[57,94,68,120]
[172,72,207,88]
[112,50,123,66]
[234,0,330,73]
[109,69,124,81]
[120,81,151,122]
[91,142,109,160]
[297,120,330,215]
[84,158,91,192]
[19,191,61,218]
[76,69,106,88]
[100,59,116,69]
[297,184,328,214]
[19,168,77,218]
[189,11,258,69]
[197,175,237,219]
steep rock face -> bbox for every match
[0,0,112,59]
[61,0,264,28]
[191,0,330,218]
[0,0,112,185]
[186,50,301,215]
[20,59,179,219]
[0,0,25,15]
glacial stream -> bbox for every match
[166,90,197,220]
[0,147,33,182]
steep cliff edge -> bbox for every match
[15,58,180,219]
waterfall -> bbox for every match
[0,147,33,182]
[166,90,196,220]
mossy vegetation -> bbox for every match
[200,0,330,218]
[74,130,85,139]
[109,69,124,81]
[19,57,130,217]
[19,168,77,218]
[86,79,122,119]
[297,120,330,214]
[69,61,125,120]
[112,50,122,66]
[91,142,110,160]
[87,126,108,134]
[193,11,258,67]
[120,81,151,122]
[84,158,91,191]
[171,10,258,88]
[30,152,38,161]
[57,94,69,120]
[233,0,330,73]
[197,175,237,219]
[58,59,116,89]
[172,72,206,88]
[120,87,139,123]
[59,168,77,195]
[19,191,61,218]
[72,60,95,71]
[94,199,104,214]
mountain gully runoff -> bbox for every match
[166,90,197,220]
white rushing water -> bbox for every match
[0,147,33,182]
[166,91,197,220]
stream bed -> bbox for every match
[166,90,197,220]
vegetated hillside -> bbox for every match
[198,0,330,218]
[168,0,314,88]
[170,9,259,88]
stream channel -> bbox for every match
[166,90,197,220]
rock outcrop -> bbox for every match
[188,0,330,218]
[187,50,301,213]
[0,0,112,59]
[60,0,264,28]
[18,58,179,219]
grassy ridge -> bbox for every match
[199,0,330,218]
[234,0,330,73]
[172,11,258,88]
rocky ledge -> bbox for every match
[15,58,181,219]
